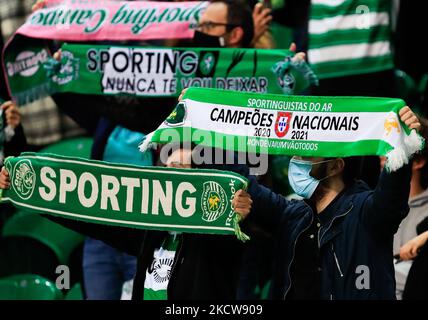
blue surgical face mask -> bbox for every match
[288,158,334,199]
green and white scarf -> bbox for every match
[0,153,249,240]
[140,88,424,171]
[4,43,317,105]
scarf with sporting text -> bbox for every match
[4,42,317,105]
[140,88,424,171]
[2,0,206,103]
[0,153,249,241]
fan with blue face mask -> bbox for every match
[288,157,336,199]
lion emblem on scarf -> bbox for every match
[11,159,36,200]
[201,181,227,222]
[384,115,401,136]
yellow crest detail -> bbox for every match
[384,115,400,136]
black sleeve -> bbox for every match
[273,0,311,28]
[198,153,290,233]
[53,93,177,134]
[44,215,144,256]
[403,242,428,300]
[4,125,27,157]
[246,177,290,233]
[52,94,101,135]
[417,217,428,235]
[362,163,412,238]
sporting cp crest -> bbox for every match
[10,159,36,200]
[274,112,292,138]
[201,181,227,222]
[164,101,187,127]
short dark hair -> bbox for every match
[342,157,364,186]
[210,0,254,47]
[415,151,428,189]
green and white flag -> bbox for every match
[140,87,424,171]
[4,43,317,105]
[308,0,393,79]
[0,153,249,240]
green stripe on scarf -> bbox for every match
[0,153,249,241]
[140,88,425,172]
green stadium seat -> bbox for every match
[65,283,84,300]
[0,274,63,300]
[418,73,428,101]
[395,69,420,113]
[260,280,271,300]
[419,74,428,91]
[2,211,85,265]
[39,137,93,159]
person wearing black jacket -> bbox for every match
[0,108,421,299]
[41,220,246,300]
[0,146,249,300]
[0,146,250,299]
[232,107,422,300]
[402,218,428,299]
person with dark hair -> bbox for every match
[192,0,254,48]
[402,218,428,300]
[342,157,364,186]
[0,144,251,300]
[231,107,422,300]
[388,119,428,299]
